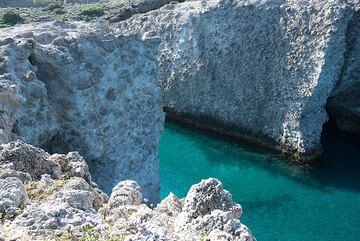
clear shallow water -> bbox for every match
[159,120,360,241]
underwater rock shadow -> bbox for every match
[168,119,360,194]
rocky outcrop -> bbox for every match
[0,21,164,203]
[116,0,358,160]
[0,141,255,241]
[0,177,28,218]
[327,8,360,136]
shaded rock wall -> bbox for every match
[0,21,164,203]
[327,8,360,136]
[117,0,357,160]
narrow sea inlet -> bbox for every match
[159,120,360,241]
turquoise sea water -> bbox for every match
[159,120,360,241]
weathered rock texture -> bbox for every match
[0,21,164,203]
[327,7,360,136]
[116,0,359,160]
[0,142,255,241]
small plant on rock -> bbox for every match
[79,4,105,19]
[1,10,22,26]
[45,3,63,11]
[44,3,65,14]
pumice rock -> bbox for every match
[0,21,164,203]
[0,142,256,241]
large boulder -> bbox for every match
[108,180,142,208]
[183,178,242,219]
[0,177,28,218]
[0,21,164,203]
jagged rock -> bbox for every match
[48,152,93,184]
[0,21,164,203]
[64,177,108,210]
[108,180,142,208]
[0,143,107,240]
[0,141,61,179]
[0,142,255,240]
[183,178,242,219]
[0,166,32,183]
[176,210,255,241]
[155,192,182,216]
[57,189,94,210]
[0,177,28,218]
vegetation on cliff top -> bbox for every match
[0,0,129,28]
[0,10,23,28]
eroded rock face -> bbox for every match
[327,9,360,136]
[116,0,358,160]
[0,142,255,241]
[0,21,164,203]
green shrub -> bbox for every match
[1,10,22,25]
[44,3,64,12]
[79,5,105,18]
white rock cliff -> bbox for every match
[117,0,359,159]
[0,21,164,203]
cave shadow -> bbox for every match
[167,117,360,194]
[297,8,360,192]
[310,118,360,193]
[162,4,360,194]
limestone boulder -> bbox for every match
[0,177,28,218]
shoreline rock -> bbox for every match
[114,0,358,161]
[0,141,256,241]
[1,0,359,168]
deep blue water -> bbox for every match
[159,120,360,241]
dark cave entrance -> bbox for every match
[314,111,360,189]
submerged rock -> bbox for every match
[0,141,255,241]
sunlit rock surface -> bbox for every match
[0,21,164,203]
[0,142,255,241]
[117,0,358,160]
